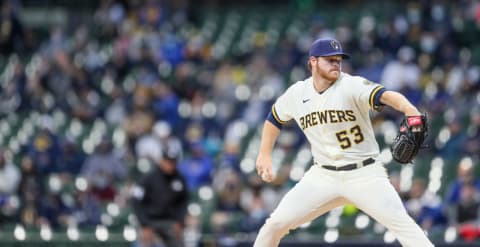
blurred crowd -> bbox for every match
[1,0,480,244]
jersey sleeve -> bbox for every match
[271,85,296,124]
[350,76,386,111]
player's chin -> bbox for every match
[326,71,340,81]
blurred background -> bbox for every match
[0,0,480,246]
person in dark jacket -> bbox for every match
[133,143,188,247]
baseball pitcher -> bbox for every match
[254,38,433,247]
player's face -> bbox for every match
[311,55,342,82]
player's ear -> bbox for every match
[307,56,315,71]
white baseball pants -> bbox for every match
[253,163,434,247]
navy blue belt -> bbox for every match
[320,158,375,171]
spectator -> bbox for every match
[448,182,480,242]
[0,0,25,55]
[0,57,26,114]
[81,137,127,201]
[404,178,446,231]
[56,137,86,179]
[122,85,155,152]
[438,118,468,162]
[210,169,244,234]
[151,82,180,128]
[0,149,21,195]
[447,182,480,227]
[132,142,188,247]
[135,120,183,164]
[239,175,269,233]
[27,127,61,176]
[445,158,480,206]
[17,155,43,227]
[380,46,422,105]
[104,83,128,126]
[178,141,214,191]
[217,141,241,172]
[37,190,70,229]
[0,149,21,223]
[68,84,101,122]
[464,108,480,159]
[70,189,102,227]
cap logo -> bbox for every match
[330,40,340,50]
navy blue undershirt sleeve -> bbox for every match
[373,87,387,106]
[267,111,283,129]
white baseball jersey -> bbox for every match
[255,72,434,247]
[271,72,384,167]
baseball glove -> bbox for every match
[391,114,428,164]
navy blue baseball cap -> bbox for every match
[309,38,350,59]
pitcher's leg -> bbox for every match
[345,167,434,247]
[254,197,346,247]
[253,168,341,247]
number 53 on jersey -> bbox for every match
[336,125,364,149]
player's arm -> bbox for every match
[379,91,421,116]
[256,107,283,182]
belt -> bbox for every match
[320,158,375,171]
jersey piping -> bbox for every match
[271,104,288,124]
[369,85,385,111]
